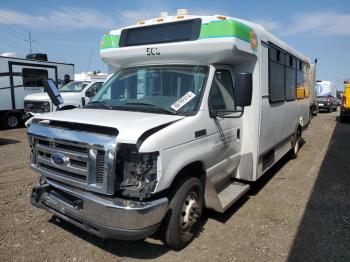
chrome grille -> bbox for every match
[28,122,117,195]
[96,150,105,184]
[36,139,89,182]
[24,101,49,113]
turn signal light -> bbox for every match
[217,15,227,20]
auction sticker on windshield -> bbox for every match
[171,91,196,111]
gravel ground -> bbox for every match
[0,111,349,262]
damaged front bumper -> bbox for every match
[31,179,168,240]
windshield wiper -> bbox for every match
[125,102,177,115]
[86,101,113,109]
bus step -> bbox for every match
[217,182,250,213]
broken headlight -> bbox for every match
[117,144,158,200]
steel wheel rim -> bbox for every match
[180,190,200,234]
[294,139,299,154]
[7,116,18,127]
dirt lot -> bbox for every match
[0,111,349,262]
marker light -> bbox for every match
[138,21,145,25]
[177,15,185,19]
[157,18,164,22]
[177,9,189,16]
[217,15,227,20]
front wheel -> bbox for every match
[162,177,204,250]
[2,113,21,129]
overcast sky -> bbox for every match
[0,0,349,89]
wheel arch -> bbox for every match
[165,161,206,198]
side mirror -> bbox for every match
[234,73,252,107]
[85,89,96,98]
[43,79,63,107]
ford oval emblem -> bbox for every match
[51,153,69,166]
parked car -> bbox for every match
[24,78,106,116]
[317,96,337,112]
[336,98,342,106]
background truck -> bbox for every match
[340,80,350,121]
[24,72,107,116]
[0,53,74,128]
[316,80,338,112]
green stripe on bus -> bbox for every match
[100,34,120,49]
[100,19,254,49]
[199,20,253,43]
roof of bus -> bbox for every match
[101,14,310,64]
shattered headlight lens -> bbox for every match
[117,145,158,200]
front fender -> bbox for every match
[155,136,211,193]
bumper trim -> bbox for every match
[35,200,160,240]
[31,181,168,240]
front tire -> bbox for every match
[162,177,204,250]
[2,113,21,129]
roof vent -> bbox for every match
[160,11,168,17]
[177,9,189,16]
[1,52,16,58]
[26,53,48,61]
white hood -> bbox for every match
[24,92,51,102]
[34,108,184,144]
[25,92,82,106]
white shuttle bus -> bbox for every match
[28,11,312,249]
[0,54,74,128]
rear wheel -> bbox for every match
[162,177,204,250]
[2,113,21,129]
[290,129,301,159]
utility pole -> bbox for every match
[28,32,32,54]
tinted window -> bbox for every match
[285,67,296,100]
[297,60,304,86]
[22,68,48,87]
[286,55,296,100]
[269,62,285,102]
[269,46,285,102]
[60,81,90,92]
[209,70,235,110]
[120,19,201,47]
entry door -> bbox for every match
[10,63,56,110]
[206,67,242,185]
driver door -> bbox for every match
[206,67,242,186]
